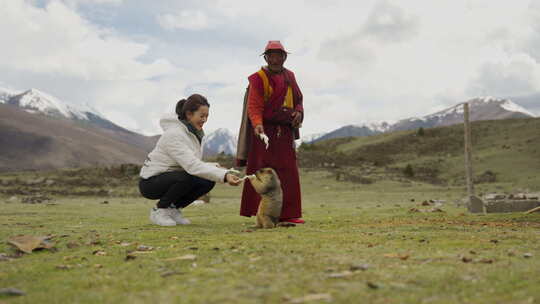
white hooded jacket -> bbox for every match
[139,113,228,182]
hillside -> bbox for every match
[298,117,540,190]
[0,104,156,172]
[307,97,536,143]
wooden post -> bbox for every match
[464,103,486,214]
[464,103,474,197]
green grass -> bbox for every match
[299,117,540,188]
[1,170,539,304]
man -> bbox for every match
[236,40,304,224]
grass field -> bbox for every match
[1,169,539,304]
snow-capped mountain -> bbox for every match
[203,128,237,156]
[311,124,383,143]
[303,122,391,144]
[7,88,98,120]
[297,132,327,146]
[0,87,16,103]
[3,88,131,132]
[308,97,536,143]
[389,97,536,132]
[0,86,157,171]
[363,121,391,133]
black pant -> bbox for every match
[139,171,215,209]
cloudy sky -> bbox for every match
[2,0,540,136]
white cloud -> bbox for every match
[62,0,123,6]
[0,1,174,81]
[3,0,540,137]
[362,0,419,43]
[157,10,210,31]
[467,53,540,97]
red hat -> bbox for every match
[262,40,289,55]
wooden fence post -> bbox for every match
[464,102,486,213]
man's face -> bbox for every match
[265,50,286,71]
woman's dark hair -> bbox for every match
[175,94,210,120]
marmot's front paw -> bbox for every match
[241,174,256,181]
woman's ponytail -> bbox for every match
[175,99,188,120]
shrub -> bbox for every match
[403,164,414,177]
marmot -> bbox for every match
[247,167,283,228]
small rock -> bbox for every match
[287,293,332,303]
[125,253,137,261]
[66,242,80,249]
[327,270,353,278]
[0,287,25,296]
[0,253,12,261]
[366,281,379,289]
[523,253,533,258]
[161,270,184,277]
[56,264,73,270]
[164,254,197,261]
[479,258,493,264]
[350,263,369,271]
[136,245,154,251]
[429,208,445,213]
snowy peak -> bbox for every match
[355,121,391,133]
[2,86,129,133]
[429,97,536,119]
[8,88,92,120]
[203,128,237,156]
[298,132,327,145]
[312,124,383,143]
[389,97,535,132]
[484,97,537,117]
[0,87,17,103]
[313,96,536,143]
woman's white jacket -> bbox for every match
[139,114,227,183]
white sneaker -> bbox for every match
[149,208,176,226]
[167,208,191,225]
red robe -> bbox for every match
[239,68,303,219]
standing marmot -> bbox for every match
[247,167,283,228]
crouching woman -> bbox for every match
[139,94,241,226]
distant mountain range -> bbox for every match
[202,128,237,157]
[0,87,159,171]
[307,97,537,143]
[0,87,236,171]
[1,85,537,171]
[311,122,390,143]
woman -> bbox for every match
[139,94,241,226]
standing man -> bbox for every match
[236,40,305,224]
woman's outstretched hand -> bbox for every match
[225,173,241,186]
